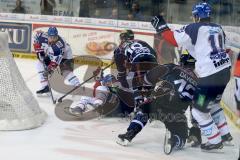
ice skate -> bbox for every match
[69,103,86,115]
[116,129,136,146]
[222,133,234,146]
[164,129,185,155]
[164,129,173,155]
[201,141,223,153]
[69,107,85,115]
[36,86,50,96]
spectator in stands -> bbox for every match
[109,7,118,19]
[127,10,134,20]
[79,0,89,17]
[12,0,26,14]
[130,2,144,21]
[40,0,56,15]
[92,9,102,18]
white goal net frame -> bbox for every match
[0,32,47,131]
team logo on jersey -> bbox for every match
[210,51,230,68]
[212,58,230,68]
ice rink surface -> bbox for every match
[0,58,239,160]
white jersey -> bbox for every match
[173,23,231,77]
[45,36,73,64]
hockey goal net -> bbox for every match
[0,32,47,131]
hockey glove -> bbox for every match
[47,61,58,72]
[151,15,170,33]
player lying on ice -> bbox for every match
[68,73,119,115]
[33,27,80,96]
[151,1,233,152]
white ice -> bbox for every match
[0,58,239,160]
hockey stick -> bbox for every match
[37,51,56,104]
[57,61,115,103]
[43,62,57,104]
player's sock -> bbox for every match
[36,61,49,95]
[192,108,222,151]
[210,104,231,136]
[210,104,233,146]
[65,72,80,86]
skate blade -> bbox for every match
[69,110,83,116]
[201,145,224,153]
[223,141,234,146]
[36,92,51,97]
[201,148,224,153]
[164,129,172,155]
[116,138,130,146]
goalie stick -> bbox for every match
[57,61,115,103]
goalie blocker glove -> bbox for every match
[151,15,170,33]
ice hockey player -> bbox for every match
[113,29,158,113]
[233,52,240,124]
[33,27,80,95]
[151,2,233,151]
[116,62,201,154]
[69,74,117,115]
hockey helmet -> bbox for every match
[101,74,117,86]
[180,50,196,68]
[48,27,58,37]
[119,29,134,42]
[192,2,211,19]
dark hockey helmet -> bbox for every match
[119,29,134,42]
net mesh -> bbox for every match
[0,32,47,130]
